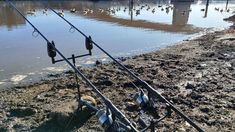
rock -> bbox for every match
[225,62,232,68]
[95,60,102,65]
[49,100,77,126]
[13,124,30,131]
[200,107,210,113]
[231,61,235,67]
[135,67,144,73]
[208,52,215,57]
[35,95,45,102]
[95,79,113,86]
[0,111,7,120]
[47,73,60,78]
[125,102,138,112]
[195,72,203,78]
[10,107,36,117]
[224,14,235,21]
[199,63,207,67]
[197,63,207,70]
[0,127,7,132]
[123,80,142,88]
[185,82,195,89]
[178,127,186,131]
[160,62,165,67]
[190,92,203,100]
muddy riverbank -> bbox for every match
[0,25,235,131]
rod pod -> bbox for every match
[44,4,204,132]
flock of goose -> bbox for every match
[77,4,175,16]
[26,4,233,17]
[214,7,231,13]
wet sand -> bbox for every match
[0,21,235,131]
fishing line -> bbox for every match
[43,3,204,132]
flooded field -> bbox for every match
[0,0,235,87]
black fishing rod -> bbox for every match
[45,4,204,132]
[6,1,138,131]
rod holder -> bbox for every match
[134,91,149,108]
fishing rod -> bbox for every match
[44,4,204,132]
[6,0,138,131]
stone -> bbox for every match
[10,107,36,117]
[200,107,210,113]
[185,82,195,89]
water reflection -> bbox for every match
[204,0,210,18]
[172,1,192,26]
[0,0,234,32]
[0,3,26,30]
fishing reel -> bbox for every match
[46,36,93,64]
[134,91,149,108]
[96,108,113,130]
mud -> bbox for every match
[0,28,235,131]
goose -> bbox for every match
[90,9,93,14]
[43,9,48,15]
[111,9,115,14]
[58,10,64,16]
[167,5,172,9]
[166,8,169,14]
[83,9,89,15]
[152,8,155,13]
[70,8,76,13]
[147,6,150,11]
[27,9,36,15]
[105,8,111,14]
[99,8,104,13]
[136,10,140,15]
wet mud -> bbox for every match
[0,27,235,131]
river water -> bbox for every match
[0,0,234,87]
